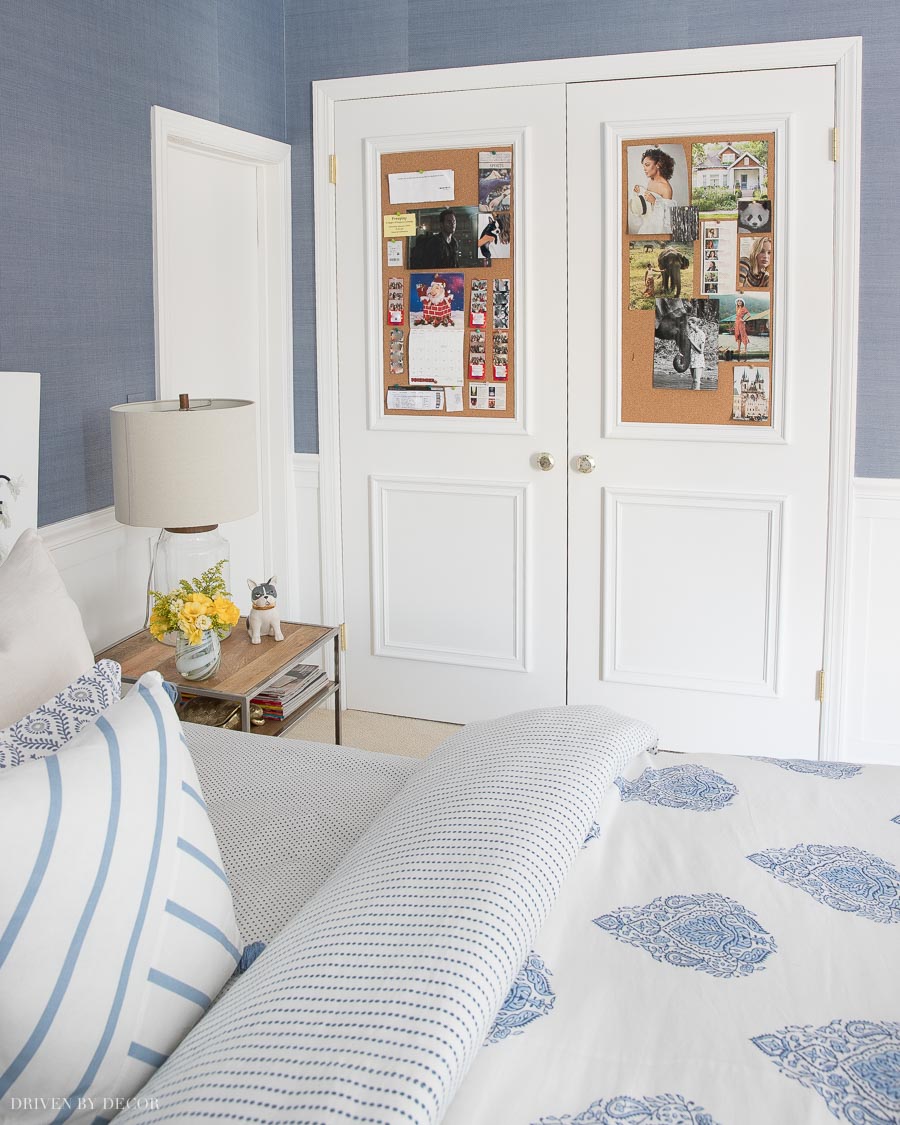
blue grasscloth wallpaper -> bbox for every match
[1,2,898,525]
[285,0,899,478]
[0,0,286,525]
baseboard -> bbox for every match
[843,478,900,764]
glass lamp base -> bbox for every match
[153,528,231,646]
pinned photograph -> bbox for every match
[670,205,700,244]
[737,198,773,234]
[732,366,770,421]
[469,328,486,379]
[493,279,511,329]
[653,298,720,391]
[626,143,689,236]
[479,151,512,213]
[477,211,511,263]
[739,235,773,287]
[387,276,405,325]
[389,328,405,376]
[410,272,465,328]
[629,241,693,310]
[701,220,736,296]
[470,278,488,327]
[409,207,481,269]
[692,140,769,218]
[718,293,770,361]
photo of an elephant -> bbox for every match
[653,298,720,390]
[629,241,694,310]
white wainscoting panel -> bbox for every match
[40,510,154,653]
[603,488,783,695]
[844,479,900,765]
[370,476,527,671]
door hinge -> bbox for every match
[329,154,337,185]
[831,128,839,163]
[815,669,825,702]
[339,622,347,651]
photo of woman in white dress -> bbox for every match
[626,144,687,236]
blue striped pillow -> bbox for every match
[0,670,240,1121]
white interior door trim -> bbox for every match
[313,37,861,755]
[151,106,298,614]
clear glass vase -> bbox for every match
[153,528,231,646]
[174,630,222,681]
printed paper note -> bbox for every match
[387,388,445,411]
[388,170,455,205]
[384,213,417,237]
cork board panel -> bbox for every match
[622,133,775,427]
[380,146,515,419]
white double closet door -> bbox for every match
[333,65,836,757]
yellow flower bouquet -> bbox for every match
[149,561,240,645]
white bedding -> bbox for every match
[119,706,656,1124]
[444,749,900,1124]
[183,723,421,943]
[120,713,900,1125]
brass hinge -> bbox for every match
[831,128,839,163]
[815,669,825,702]
[339,622,347,651]
[329,154,337,185]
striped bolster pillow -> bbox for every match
[0,671,240,1124]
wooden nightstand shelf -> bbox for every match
[96,620,343,743]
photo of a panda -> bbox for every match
[738,199,773,234]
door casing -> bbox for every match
[312,37,863,760]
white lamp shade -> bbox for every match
[110,398,259,528]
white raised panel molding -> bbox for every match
[151,106,298,619]
[843,479,900,765]
[601,114,790,445]
[362,129,529,435]
[602,487,784,695]
[369,475,528,671]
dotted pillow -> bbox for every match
[0,659,121,771]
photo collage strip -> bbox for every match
[382,148,514,416]
[625,135,774,423]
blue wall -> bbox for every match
[0,0,286,525]
[285,0,900,477]
[1,2,897,528]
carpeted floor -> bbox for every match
[283,708,461,759]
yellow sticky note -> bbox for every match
[384,213,417,237]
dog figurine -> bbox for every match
[247,576,284,644]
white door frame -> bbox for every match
[313,37,862,760]
[151,107,298,616]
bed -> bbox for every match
[120,708,900,1125]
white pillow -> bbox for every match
[0,660,121,771]
[0,529,95,728]
[0,671,241,1123]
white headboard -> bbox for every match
[0,372,40,561]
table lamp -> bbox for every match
[110,395,258,643]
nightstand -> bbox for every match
[96,620,343,743]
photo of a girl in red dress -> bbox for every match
[717,292,770,361]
